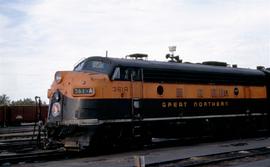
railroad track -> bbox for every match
[0,149,70,165]
[7,125,270,166]
[0,140,38,153]
[0,131,44,140]
[146,147,270,167]
[0,125,35,134]
[0,125,46,155]
[0,137,206,165]
[0,132,45,152]
[0,125,44,142]
[0,138,270,166]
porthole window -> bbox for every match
[234,87,239,96]
[157,85,164,96]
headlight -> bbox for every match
[53,91,61,101]
[51,102,61,117]
[54,71,62,84]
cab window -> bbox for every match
[74,61,85,71]
[112,67,142,81]
[74,60,112,74]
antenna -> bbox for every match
[106,50,108,57]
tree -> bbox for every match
[0,94,10,106]
[0,95,47,106]
[11,98,36,106]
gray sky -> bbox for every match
[0,0,270,102]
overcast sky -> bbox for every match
[0,0,270,102]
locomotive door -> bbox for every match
[130,68,143,120]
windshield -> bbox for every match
[74,60,112,74]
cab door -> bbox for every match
[130,68,143,120]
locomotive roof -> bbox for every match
[82,56,267,85]
[86,56,263,75]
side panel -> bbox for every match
[47,70,268,124]
[142,84,266,99]
[63,97,268,121]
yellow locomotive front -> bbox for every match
[46,56,146,150]
[46,57,118,149]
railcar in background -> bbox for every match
[0,105,48,126]
[46,54,270,150]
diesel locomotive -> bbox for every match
[46,54,270,150]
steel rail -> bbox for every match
[0,150,69,165]
[146,147,270,167]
